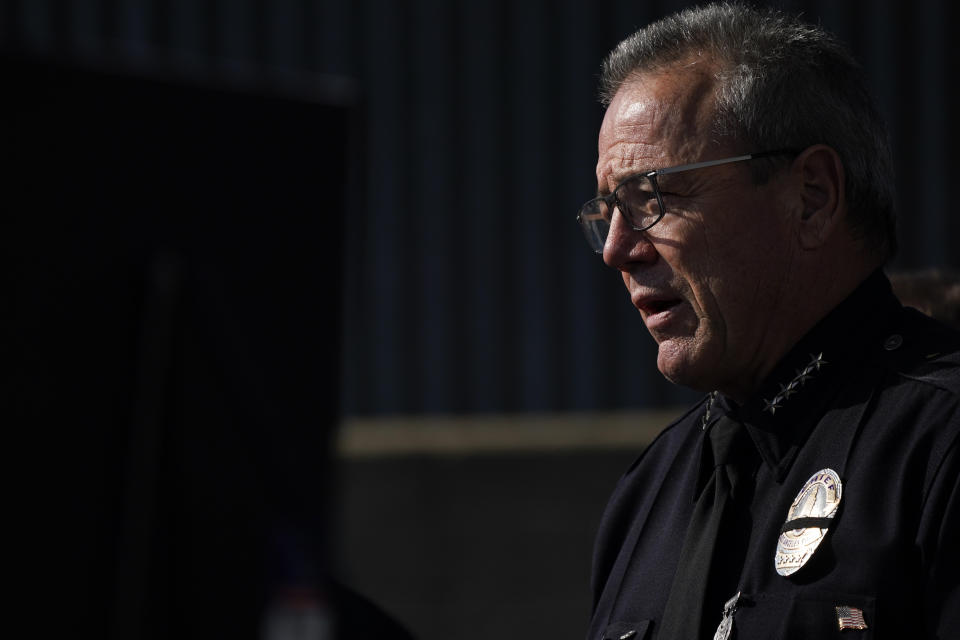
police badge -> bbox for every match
[775,468,843,576]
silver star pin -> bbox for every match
[809,353,828,370]
[700,391,718,430]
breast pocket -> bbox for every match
[735,592,875,639]
[601,619,651,640]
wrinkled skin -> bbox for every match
[598,65,804,400]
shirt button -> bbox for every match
[883,334,903,350]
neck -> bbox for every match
[719,251,881,404]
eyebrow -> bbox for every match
[597,168,652,197]
[599,152,761,196]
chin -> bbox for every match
[656,339,714,392]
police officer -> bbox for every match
[577,4,959,639]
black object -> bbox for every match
[8,53,351,639]
[658,415,759,640]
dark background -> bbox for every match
[5,1,957,639]
[8,55,350,637]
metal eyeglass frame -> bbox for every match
[577,148,799,254]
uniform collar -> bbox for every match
[701,270,902,483]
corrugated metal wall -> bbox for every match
[5,0,956,416]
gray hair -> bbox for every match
[600,2,897,260]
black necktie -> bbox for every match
[658,415,759,639]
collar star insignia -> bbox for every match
[700,391,719,430]
[780,381,799,398]
[809,353,828,370]
[762,352,829,416]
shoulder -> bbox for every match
[876,306,960,394]
[619,395,710,477]
[589,395,710,601]
[593,396,708,538]
[855,307,960,499]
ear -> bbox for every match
[793,144,845,250]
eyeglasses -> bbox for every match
[576,149,798,254]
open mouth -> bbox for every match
[644,299,681,315]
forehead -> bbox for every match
[597,65,721,186]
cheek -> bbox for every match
[662,235,723,319]
[689,244,787,351]
[678,215,781,318]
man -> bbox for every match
[578,4,958,639]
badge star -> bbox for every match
[809,353,828,370]
[779,383,796,399]
[795,368,813,384]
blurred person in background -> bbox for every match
[577,3,959,638]
[889,267,960,330]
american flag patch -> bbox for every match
[836,606,868,631]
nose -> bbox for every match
[602,207,657,270]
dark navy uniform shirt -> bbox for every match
[588,272,960,639]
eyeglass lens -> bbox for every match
[578,173,661,254]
